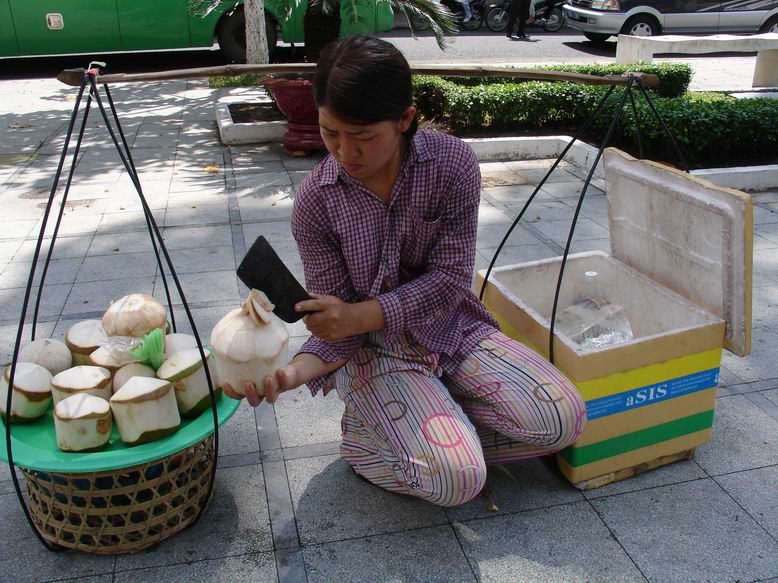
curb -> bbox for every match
[466,135,778,191]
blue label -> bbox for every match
[586,368,720,421]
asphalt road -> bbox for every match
[0,26,615,81]
[380,27,617,63]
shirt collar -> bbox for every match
[317,130,436,187]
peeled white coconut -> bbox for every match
[113,363,156,393]
[66,320,108,366]
[102,293,167,338]
[18,338,72,376]
[0,362,52,423]
[110,377,180,446]
[88,346,124,380]
[157,348,220,418]
[210,289,289,396]
[54,393,112,452]
[51,365,112,405]
[164,333,198,359]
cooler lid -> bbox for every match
[604,148,753,356]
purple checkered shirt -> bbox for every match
[291,129,499,396]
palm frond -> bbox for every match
[383,0,458,50]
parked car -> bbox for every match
[0,0,394,61]
[563,0,778,43]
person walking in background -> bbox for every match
[506,0,531,39]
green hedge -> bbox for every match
[412,76,778,168]
[438,62,692,98]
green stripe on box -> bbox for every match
[560,410,715,467]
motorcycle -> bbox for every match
[485,0,565,33]
[441,0,490,31]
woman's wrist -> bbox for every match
[348,299,385,335]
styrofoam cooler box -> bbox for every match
[477,148,753,489]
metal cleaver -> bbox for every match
[237,236,312,323]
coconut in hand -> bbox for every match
[210,289,289,396]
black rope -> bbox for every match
[478,84,617,302]
[31,84,96,340]
[86,75,219,527]
[627,86,644,160]
[4,75,92,553]
[547,78,636,362]
[103,84,178,334]
[635,78,689,172]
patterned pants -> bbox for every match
[334,330,587,507]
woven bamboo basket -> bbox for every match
[19,434,215,555]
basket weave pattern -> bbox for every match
[21,434,215,554]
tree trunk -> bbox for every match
[245,0,269,64]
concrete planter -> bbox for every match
[216,93,287,146]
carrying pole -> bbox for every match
[57,63,660,89]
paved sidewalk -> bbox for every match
[0,65,777,583]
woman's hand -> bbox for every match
[221,363,302,408]
[296,293,359,342]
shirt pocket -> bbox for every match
[403,213,442,268]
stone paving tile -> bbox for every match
[161,225,233,251]
[519,167,582,184]
[286,454,447,545]
[0,283,69,321]
[63,277,155,316]
[481,184,551,205]
[0,257,81,289]
[48,575,114,583]
[530,217,610,248]
[590,478,778,583]
[274,386,344,449]
[455,501,646,583]
[230,159,287,175]
[163,201,230,228]
[241,222,301,270]
[303,525,475,583]
[76,251,157,283]
[167,305,237,343]
[218,399,261,457]
[504,199,578,224]
[114,553,277,583]
[1,220,38,239]
[15,235,92,262]
[236,186,296,222]
[0,321,56,364]
[475,244,558,270]
[0,493,116,583]
[716,464,778,539]
[234,171,292,191]
[722,326,778,381]
[582,459,708,500]
[160,245,236,276]
[541,181,606,199]
[115,464,272,571]
[98,210,156,234]
[445,457,585,522]
[154,269,239,306]
[87,231,156,257]
[691,395,778,476]
[0,240,23,263]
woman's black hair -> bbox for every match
[313,35,418,138]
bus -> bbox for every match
[0,0,395,61]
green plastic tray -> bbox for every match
[0,394,240,473]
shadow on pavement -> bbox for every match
[0,46,308,82]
